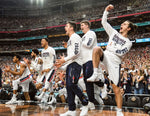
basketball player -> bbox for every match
[24,49,43,90]
[80,20,105,109]
[4,54,32,104]
[36,38,56,104]
[87,4,137,116]
[55,21,88,116]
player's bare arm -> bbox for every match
[5,63,26,76]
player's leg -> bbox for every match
[35,74,45,90]
[60,64,77,116]
[59,88,67,103]
[112,83,124,116]
[60,63,88,116]
[77,77,86,106]
[87,47,104,82]
[109,63,123,116]
[24,92,30,101]
[21,78,32,101]
[36,70,55,101]
[5,80,19,104]
[94,84,104,105]
[83,61,95,110]
[48,82,56,104]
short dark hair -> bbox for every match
[126,20,138,35]
[13,54,21,60]
[80,20,91,28]
[32,49,39,55]
[42,38,48,42]
[67,21,77,31]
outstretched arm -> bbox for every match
[101,4,116,36]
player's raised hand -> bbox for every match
[23,57,29,64]
[4,65,10,72]
[105,4,114,11]
[55,53,65,68]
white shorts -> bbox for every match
[36,69,55,86]
[44,69,56,90]
[36,74,46,84]
[13,74,32,92]
[102,50,121,86]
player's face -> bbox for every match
[41,39,47,48]
[65,23,71,35]
[120,21,131,34]
[80,23,88,33]
[31,51,35,58]
[13,56,18,63]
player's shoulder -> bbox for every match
[87,30,96,36]
[88,30,95,34]
[20,61,26,67]
[48,46,55,50]
[70,33,82,43]
[48,46,56,53]
[71,33,81,39]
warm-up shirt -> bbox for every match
[64,33,82,65]
[102,10,132,63]
[30,56,42,74]
[81,30,97,64]
[41,46,56,70]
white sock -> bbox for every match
[51,94,54,99]
[41,91,45,96]
[94,68,98,74]
[13,94,16,98]
[116,108,122,112]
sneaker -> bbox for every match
[35,92,45,101]
[47,97,56,105]
[101,84,107,99]
[117,111,124,116]
[80,105,88,116]
[35,95,43,101]
[5,97,17,105]
[97,72,105,82]
[87,73,104,82]
[87,73,98,82]
[88,102,95,110]
[60,110,76,116]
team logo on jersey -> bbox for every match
[74,43,79,55]
[116,47,128,54]
[42,52,50,57]
[112,34,126,46]
[87,38,92,46]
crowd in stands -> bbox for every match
[0,46,150,104]
[0,32,149,52]
[0,0,149,31]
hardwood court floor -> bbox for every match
[0,103,148,116]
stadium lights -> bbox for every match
[30,0,44,5]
